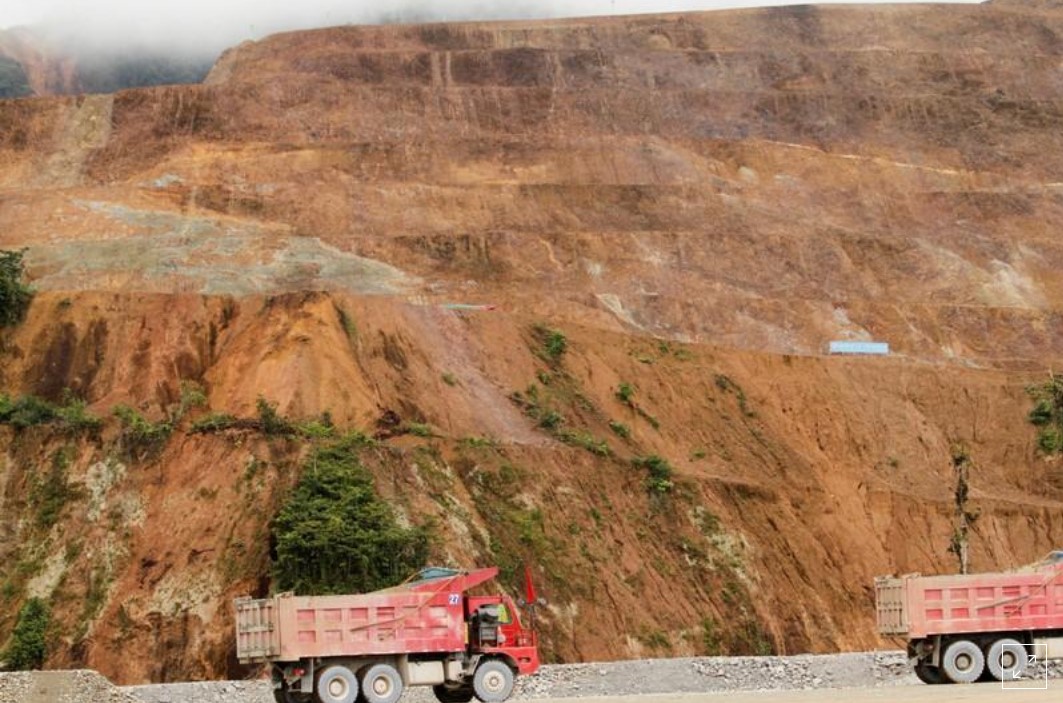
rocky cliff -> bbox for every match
[2,2,1063,684]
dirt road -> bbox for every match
[538,684,1056,703]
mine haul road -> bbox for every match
[539,684,1056,703]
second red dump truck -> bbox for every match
[235,567,539,703]
[875,551,1063,684]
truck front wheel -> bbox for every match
[472,660,515,703]
[316,665,359,703]
[941,639,985,684]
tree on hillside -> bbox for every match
[0,57,32,98]
[272,437,430,595]
[3,597,50,670]
[0,248,34,327]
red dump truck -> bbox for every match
[875,551,1063,684]
[235,567,540,703]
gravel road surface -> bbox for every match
[537,684,1056,702]
[3,652,1059,703]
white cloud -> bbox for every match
[0,0,981,56]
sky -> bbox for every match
[0,0,981,55]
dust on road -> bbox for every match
[538,683,1056,703]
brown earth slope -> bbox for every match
[2,2,1063,684]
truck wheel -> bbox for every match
[472,660,515,703]
[361,663,403,703]
[316,665,359,703]
[985,638,1028,681]
[941,639,985,684]
[432,684,475,703]
[913,663,948,685]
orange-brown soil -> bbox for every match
[2,1,1063,684]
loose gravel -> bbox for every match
[5,652,1062,703]
[119,651,918,703]
[0,670,140,703]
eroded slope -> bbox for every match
[1,2,1063,683]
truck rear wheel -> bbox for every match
[472,660,515,703]
[941,639,985,684]
[360,663,403,703]
[316,665,359,703]
[985,638,1028,682]
[913,663,947,685]
[433,684,474,703]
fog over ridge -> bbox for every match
[1,0,980,58]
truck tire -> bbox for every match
[316,665,359,703]
[913,663,948,685]
[432,684,475,703]
[985,638,1028,682]
[361,663,403,703]
[472,660,515,703]
[941,639,985,684]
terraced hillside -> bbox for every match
[2,0,1063,684]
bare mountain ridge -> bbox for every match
[1,3,1062,684]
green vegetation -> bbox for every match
[190,401,342,441]
[113,405,173,458]
[1028,374,1063,452]
[633,454,675,495]
[3,597,50,670]
[456,459,561,586]
[558,429,611,456]
[637,629,671,651]
[189,412,239,433]
[0,394,56,428]
[532,324,568,364]
[0,57,31,98]
[441,372,459,387]
[55,394,103,436]
[256,397,296,436]
[74,565,110,642]
[29,446,81,530]
[403,421,436,438]
[459,435,496,448]
[272,437,430,595]
[0,249,34,327]
[715,374,756,418]
[0,392,101,436]
[296,416,336,439]
[171,381,207,422]
[613,381,659,429]
[537,409,564,430]
[609,420,631,438]
[701,616,723,655]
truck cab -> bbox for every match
[466,594,539,675]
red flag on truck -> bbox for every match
[524,564,537,604]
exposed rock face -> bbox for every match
[2,3,1063,684]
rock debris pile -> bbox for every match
[0,670,140,703]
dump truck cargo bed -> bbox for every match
[875,554,1063,639]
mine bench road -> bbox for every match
[537,684,1056,703]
